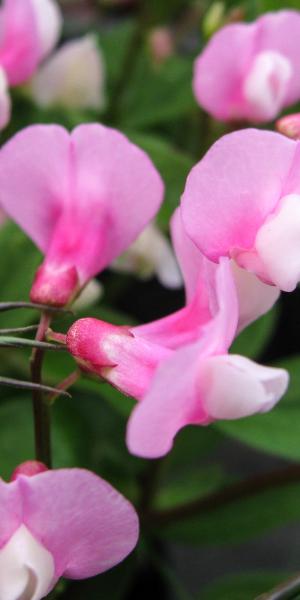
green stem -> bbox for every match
[47,370,80,405]
[30,312,53,468]
[145,464,300,527]
[257,573,300,600]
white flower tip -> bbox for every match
[244,50,292,121]
[256,193,300,292]
[201,354,289,420]
[0,525,55,600]
[31,0,62,59]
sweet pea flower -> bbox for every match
[193,10,300,123]
[0,461,139,600]
[0,0,62,129]
[112,223,182,289]
[0,124,163,306]
[30,35,105,111]
[67,210,287,459]
[181,128,300,293]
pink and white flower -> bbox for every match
[181,128,300,293]
[193,10,300,123]
[0,461,139,599]
[67,210,287,459]
[0,124,164,306]
[0,0,62,128]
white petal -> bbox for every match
[0,67,11,130]
[31,35,105,110]
[244,50,292,121]
[200,354,289,420]
[30,0,62,59]
[231,260,280,332]
[256,193,300,292]
[112,223,182,288]
[0,525,55,600]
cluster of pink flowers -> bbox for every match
[1,4,300,599]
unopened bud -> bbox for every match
[30,263,80,307]
[276,113,300,140]
[11,461,48,481]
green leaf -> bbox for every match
[120,53,196,128]
[155,465,226,511]
[230,306,278,359]
[214,356,300,461]
[125,131,194,229]
[0,221,41,329]
[158,479,300,545]
[201,572,290,600]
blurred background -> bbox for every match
[2,0,300,598]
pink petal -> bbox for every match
[0,0,40,85]
[30,0,62,60]
[19,469,139,579]
[0,124,164,304]
[259,10,300,106]
[0,124,70,251]
[181,129,298,261]
[68,124,164,277]
[193,22,256,121]
[127,258,238,458]
[193,10,300,122]
[0,479,21,550]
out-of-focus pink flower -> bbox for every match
[194,10,300,123]
[148,27,174,66]
[0,124,164,306]
[30,35,105,111]
[0,0,62,128]
[182,128,300,293]
[0,462,139,600]
[276,113,300,139]
[67,210,286,459]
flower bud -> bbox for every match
[276,113,300,140]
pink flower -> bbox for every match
[181,128,300,293]
[0,124,164,306]
[0,461,139,599]
[193,10,300,123]
[67,210,287,459]
[0,0,62,129]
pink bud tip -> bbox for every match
[67,317,132,372]
[276,113,300,140]
[11,461,48,481]
[30,263,80,307]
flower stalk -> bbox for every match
[30,312,53,468]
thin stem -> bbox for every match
[0,336,67,351]
[30,312,52,468]
[0,325,39,335]
[0,301,72,313]
[0,376,71,397]
[257,573,300,599]
[47,370,80,405]
[145,464,300,527]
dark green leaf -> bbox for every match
[158,478,300,545]
[201,572,290,600]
